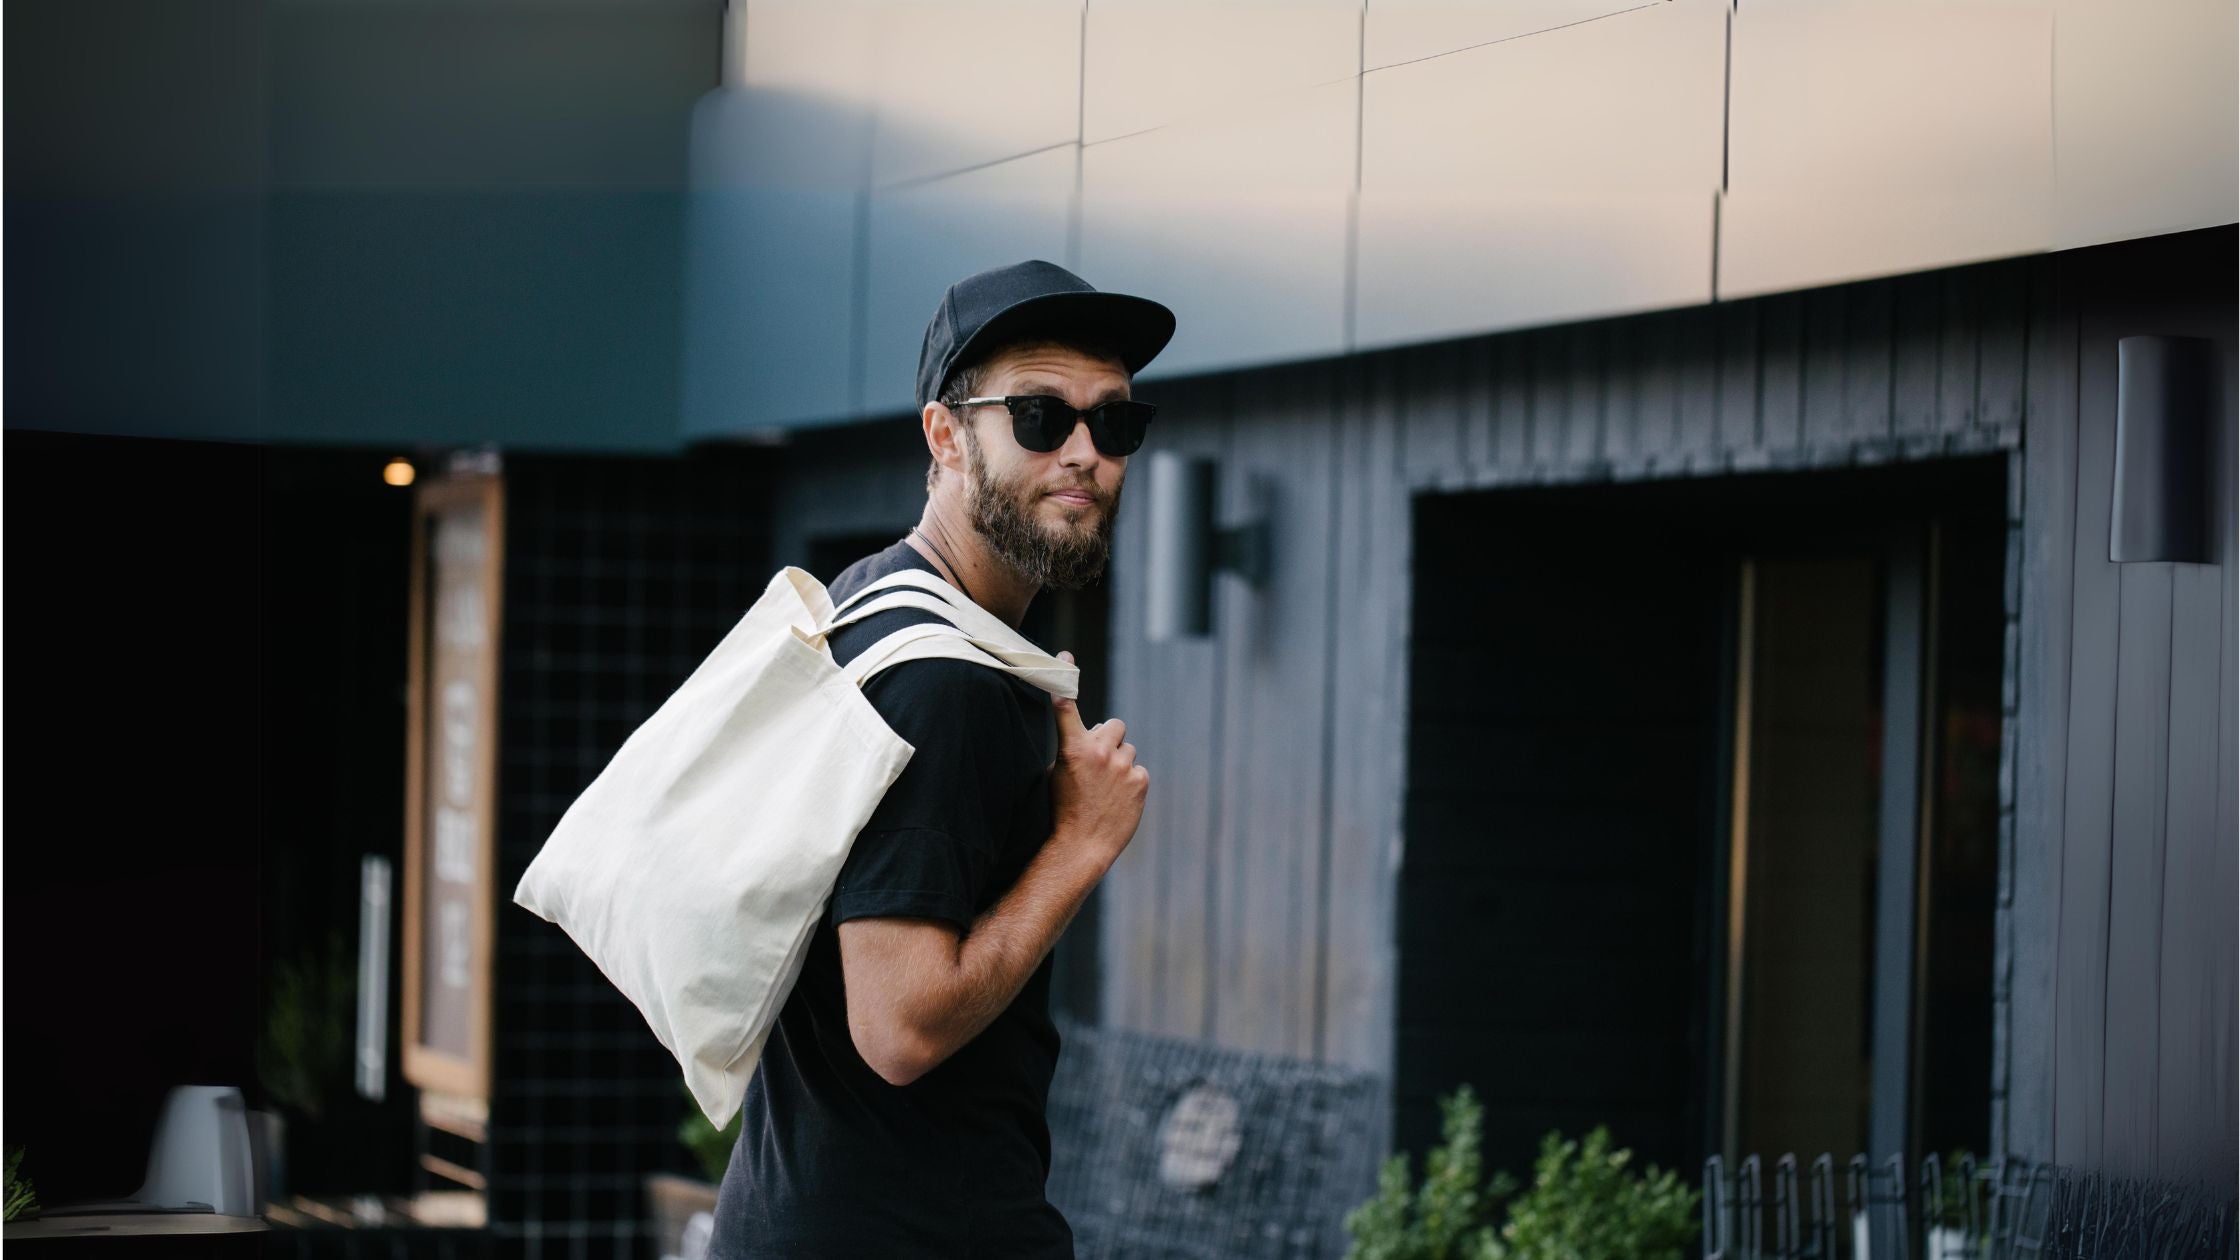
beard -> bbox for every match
[959,424,1123,592]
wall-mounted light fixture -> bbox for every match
[2111,335,2215,563]
[1144,451,1269,641]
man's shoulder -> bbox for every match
[826,537,935,605]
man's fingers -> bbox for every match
[1054,694,1088,738]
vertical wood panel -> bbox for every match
[1758,292,1806,458]
[1399,343,1467,488]
[1673,306,1719,467]
[2006,254,2071,1163]
[1211,364,1339,1058]
[2101,561,2174,1175]
[1637,311,1682,466]
[1977,261,2029,439]
[1844,278,1895,454]
[1105,379,1229,1040]
[1489,333,1531,473]
[1529,328,1570,470]
[1097,401,1155,1031]
[1801,286,1849,454]
[1892,272,1943,448]
[1939,267,1982,433]
[1102,413,1157,1033]
[2156,562,2232,1184]
[1458,334,1496,480]
[2211,379,2240,1188]
[1602,317,1643,471]
[2052,313,2123,1170]
[1324,352,1406,1087]
[1717,300,1763,465]
[1564,323,1603,468]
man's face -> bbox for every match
[953,343,1133,591]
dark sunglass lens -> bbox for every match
[1008,396,1070,453]
[1087,401,1154,455]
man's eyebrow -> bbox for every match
[1014,381,1132,406]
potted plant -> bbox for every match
[6,1147,39,1223]
[644,1085,738,1260]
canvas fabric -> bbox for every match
[512,565,1077,1128]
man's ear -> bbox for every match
[923,401,969,486]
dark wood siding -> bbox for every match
[758,226,2236,1182]
[2020,229,2238,1186]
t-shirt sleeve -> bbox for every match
[828,656,1019,933]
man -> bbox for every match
[709,260,1176,1258]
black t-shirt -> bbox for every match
[709,540,1072,1260]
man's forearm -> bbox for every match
[898,830,1109,1067]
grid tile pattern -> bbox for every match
[487,448,777,1260]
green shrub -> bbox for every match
[1344,1085,1512,1260]
[256,933,353,1122]
[1482,1127,1697,1260]
[6,1147,37,1222]
[1344,1088,1699,1260]
[677,1083,742,1184]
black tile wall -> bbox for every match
[485,448,777,1260]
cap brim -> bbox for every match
[946,290,1176,390]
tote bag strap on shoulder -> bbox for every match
[824,568,1021,643]
[839,622,1078,697]
[818,570,1078,699]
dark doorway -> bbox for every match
[1398,455,2005,1184]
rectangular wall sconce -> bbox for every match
[2111,334,2216,563]
[1144,452,1269,640]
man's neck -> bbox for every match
[906,502,1038,629]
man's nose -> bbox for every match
[1054,415,1103,470]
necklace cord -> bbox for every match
[911,526,977,607]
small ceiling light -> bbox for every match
[383,459,416,487]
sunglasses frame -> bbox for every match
[955,394,1157,457]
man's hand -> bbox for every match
[838,649,1148,1087]
[1047,650,1149,873]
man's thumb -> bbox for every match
[1053,652,1087,736]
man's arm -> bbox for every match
[840,657,1146,1086]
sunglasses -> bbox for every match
[956,394,1157,457]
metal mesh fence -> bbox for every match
[1044,1019,1386,1260]
[1704,1153,2235,1260]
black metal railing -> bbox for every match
[1704,1153,2234,1260]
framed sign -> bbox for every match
[401,474,505,1102]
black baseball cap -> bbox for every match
[915,260,1176,409]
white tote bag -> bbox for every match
[511,565,1077,1128]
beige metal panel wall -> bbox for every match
[1082,0,1357,145]
[2053,0,2239,250]
[1354,0,1723,350]
[681,93,866,434]
[1720,3,2055,300]
[1080,78,1357,378]
[703,0,2234,437]
[863,148,1080,414]
[868,2,1080,186]
[683,4,877,436]
[1363,0,1653,71]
